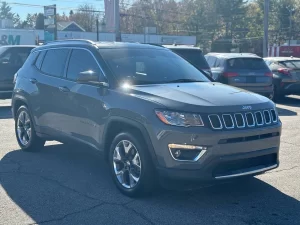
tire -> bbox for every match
[15,105,45,152]
[109,131,156,197]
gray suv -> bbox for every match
[12,40,281,197]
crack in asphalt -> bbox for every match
[0,161,158,225]
[281,141,300,147]
[266,166,299,174]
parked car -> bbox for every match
[205,53,274,99]
[163,45,213,77]
[12,40,281,197]
[264,57,300,100]
[0,45,36,99]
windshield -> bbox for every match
[170,49,210,69]
[279,60,300,69]
[227,58,269,70]
[99,48,210,85]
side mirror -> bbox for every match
[76,70,109,87]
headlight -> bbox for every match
[155,110,204,127]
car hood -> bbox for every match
[124,82,273,112]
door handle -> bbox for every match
[29,78,37,84]
[58,86,70,93]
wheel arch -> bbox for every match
[102,116,158,166]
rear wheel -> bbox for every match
[15,105,45,152]
[109,132,156,197]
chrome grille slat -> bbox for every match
[254,111,264,126]
[245,112,255,127]
[222,114,234,129]
[263,110,271,124]
[208,114,223,130]
[270,109,277,122]
[234,113,245,128]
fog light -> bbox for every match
[174,150,181,158]
[168,144,207,162]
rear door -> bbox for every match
[225,57,272,87]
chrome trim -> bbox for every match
[234,113,245,128]
[222,114,234,129]
[254,111,264,126]
[270,109,278,123]
[168,144,207,162]
[245,112,255,127]
[208,114,223,130]
[215,164,278,179]
[263,110,271,124]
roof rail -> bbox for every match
[44,39,96,45]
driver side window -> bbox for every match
[67,49,102,81]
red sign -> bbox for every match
[279,46,300,57]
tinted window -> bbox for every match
[41,49,69,77]
[67,49,100,81]
[227,58,269,70]
[35,51,46,69]
[0,48,32,67]
[279,60,300,69]
[99,48,210,85]
[171,49,210,69]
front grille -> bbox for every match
[209,109,278,130]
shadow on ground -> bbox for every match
[0,106,12,119]
[277,95,300,107]
[0,144,299,225]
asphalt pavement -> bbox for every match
[0,97,299,225]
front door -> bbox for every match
[61,48,108,148]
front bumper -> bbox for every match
[150,123,281,181]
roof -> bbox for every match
[36,40,167,50]
[206,53,260,59]
[52,21,86,32]
[264,57,300,61]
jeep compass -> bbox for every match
[12,40,281,197]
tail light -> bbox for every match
[278,68,292,76]
[223,72,238,77]
[264,72,273,77]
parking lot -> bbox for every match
[0,98,299,225]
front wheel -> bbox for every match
[15,105,45,152]
[109,132,156,197]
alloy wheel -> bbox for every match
[113,140,142,189]
[17,111,32,146]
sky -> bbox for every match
[6,0,104,19]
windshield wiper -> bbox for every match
[166,79,205,83]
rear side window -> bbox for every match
[67,49,100,81]
[171,49,210,69]
[41,49,69,77]
[35,51,46,69]
[279,60,300,69]
[227,58,269,70]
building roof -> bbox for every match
[55,21,85,32]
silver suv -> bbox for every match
[12,40,281,197]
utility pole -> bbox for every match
[114,0,121,41]
[288,8,294,46]
[263,0,269,57]
[96,19,99,41]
